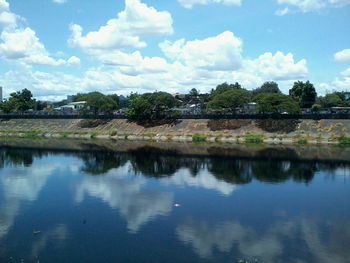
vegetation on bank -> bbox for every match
[192,133,207,142]
[338,136,350,145]
[1,80,349,123]
[244,134,265,143]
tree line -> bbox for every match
[0,81,349,120]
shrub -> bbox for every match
[298,139,308,145]
[25,130,41,138]
[90,132,99,139]
[192,133,206,142]
[244,134,264,143]
[338,136,350,145]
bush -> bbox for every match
[192,133,206,142]
[338,136,350,145]
[244,134,264,143]
[297,139,308,145]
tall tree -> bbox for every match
[289,81,317,108]
[209,82,242,99]
[253,81,281,96]
[207,89,251,111]
[75,92,118,114]
[319,93,343,108]
[127,92,179,121]
[255,93,300,114]
[189,88,199,96]
[0,88,36,113]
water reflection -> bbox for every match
[0,161,63,239]
[0,148,34,167]
[0,146,348,263]
[75,164,174,233]
[31,224,69,258]
[176,217,350,263]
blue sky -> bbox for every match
[0,0,349,100]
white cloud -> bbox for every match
[243,51,308,81]
[334,49,350,62]
[160,31,243,71]
[52,0,67,4]
[0,0,78,67]
[178,0,241,8]
[318,68,350,94]
[0,0,18,28]
[0,28,67,66]
[275,7,290,15]
[67,55,81,67]
[0,31,309,100]
[341,67,350,76]
[68,0,173,51]
[276,0,350,14]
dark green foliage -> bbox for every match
[209,82,242,99]
[207,89,251,111]
[189,88,199,96]
[253,81,281,96]
[255,93,300,114]
[320,93,343,108]
[74,92,118,114]
[244,134,264,143]
[289,81,317,108]
[338,136,350,145]
[192,133,206,142]
[0,88,36,113]
[127,92,179,121]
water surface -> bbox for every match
[0,146,349,263]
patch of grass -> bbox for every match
[297,139,308,145]
[192,133,207,142]
[90,132,99,139]
[59,132,70,138]
[24,130,42,138]
[144,132,157,137]
[338,136,350,145]
[244,134,264,143]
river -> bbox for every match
[0,142,349,263]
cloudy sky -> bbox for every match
[0,0,349,100]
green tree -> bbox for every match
[127,92,179,121]
[0,88,36,113]
[189,88,199,96]
[289,81,317,108]
[209,82,242,100]
[253,81,281,96]
[319,93,343,108]
[207,89,251,111]
[75,92,118,114]
[255,93,300,114]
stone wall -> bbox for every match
[0,118,350,144]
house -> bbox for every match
[55,101,87,114]
[69,101,87,110]
[243,102,258,114]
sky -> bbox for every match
[0,0,349,101]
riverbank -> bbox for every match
[0,118,350,145]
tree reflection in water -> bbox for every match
[0,146,348,185]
